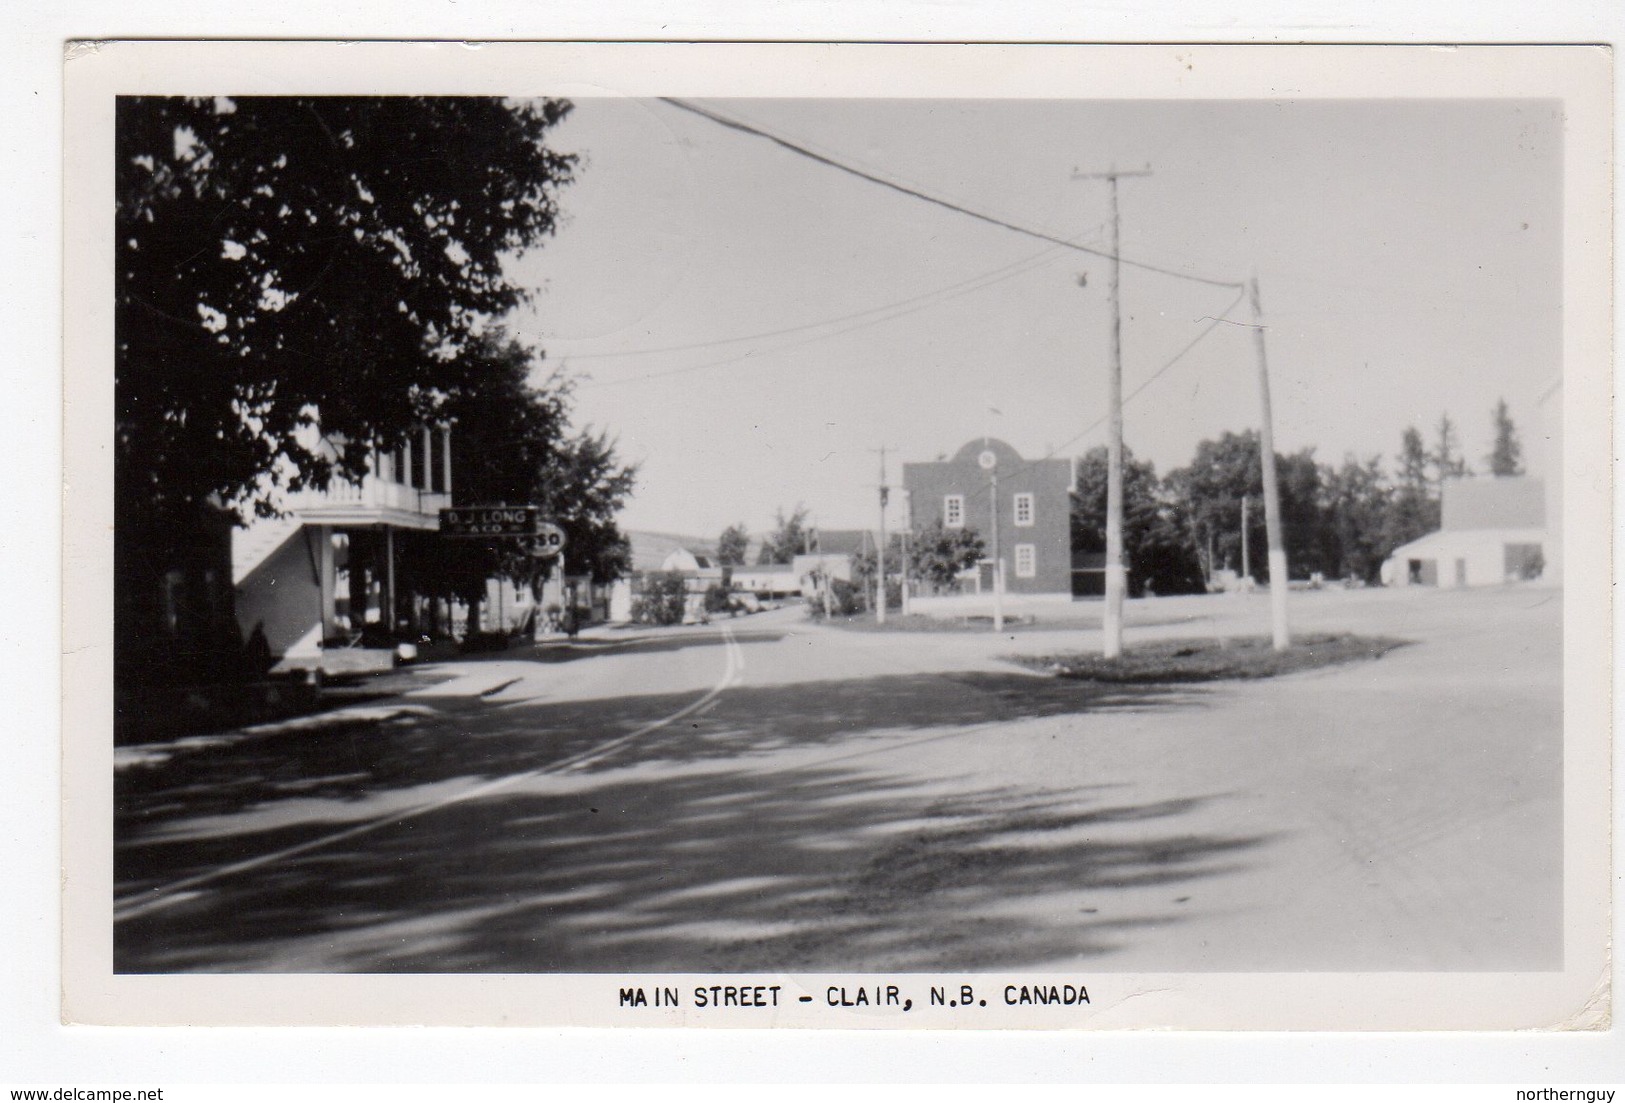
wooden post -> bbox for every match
[1073,165,1150,658]
[1248,276,1291,651]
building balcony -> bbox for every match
[286,477,450,530]
[252,425,455,531]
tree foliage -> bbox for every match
[908,520,985,591]
[1488,398,1525,476]
[805,576,875,619]
[1320,455,1392,583]
[1060,410,1515,592]
[848,535,908,612]
[1164,431,1327,582]
[1383,425,1441,552]
[398,335,636,622]
[1071,445,1204,595]
[756,504,813,564]
[630,572,687,626]
[1429,413,1471,487]
[1396,426,1431,495]
[716,524,751,567]
[116,95,575,532]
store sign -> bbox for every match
[524,522,567,559]
[439,506,541,537]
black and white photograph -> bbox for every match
[60,41,1611,1031]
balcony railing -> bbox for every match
[288,477,450,521]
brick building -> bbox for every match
[902,437,1073,595]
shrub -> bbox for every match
[703,581,734,614]
[806,577,866,618]
[631,571,688,626]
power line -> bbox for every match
[661,98,1244,292]
[574,233,1101,390]
[955,285,1249,507]
[552,227,1102,363]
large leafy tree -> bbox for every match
[536,427,638,588]
[1071,445,1204,595]
[116,95,575,531]
[1319,454,1393,583]
[1165,430,1330,583]
[716,524,751,567]
[401,336,635,630]
[908,520,985,591]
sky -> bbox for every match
[504,97,1562,538]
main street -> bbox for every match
[114,587,1562,974]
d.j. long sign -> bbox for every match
[439,506,541,537]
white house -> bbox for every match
[233,426,453,667]
[1380,475,1548,588]
[729,564,801,597]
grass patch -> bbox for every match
[818,612,1045,633]
[1014,633,1409,684]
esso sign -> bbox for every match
[526,522,567,559]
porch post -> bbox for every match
[441,426,453,496]
[315,526,335,639]
[385,526,397,634]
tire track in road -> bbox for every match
[115,625,746,923]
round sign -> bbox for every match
[977,449,997,470]
[525,522,567,559]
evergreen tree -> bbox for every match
[1488,398,1525,476]
[756,505,813,565]
[1428,413,1471,488]
[1384,425,1441,550]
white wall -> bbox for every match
[1381,528,1547,588]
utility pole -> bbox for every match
[1240,494,1250,583]
[898,490,912,617]
[1248,275,1291,650]
[900,525,912,616]
[990,460,1004,634]
[872,445,890,625]
[1074,165,1151,659]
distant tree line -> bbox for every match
[1073,403,1525,594]
[725,401,1524,598]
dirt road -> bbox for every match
[114,586,1562,973]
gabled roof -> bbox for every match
[628,530,716,571]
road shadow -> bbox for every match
[115,664,1248,973]
[116,754,1265,973]
[116,670,1202,830]
[517,626,789,664]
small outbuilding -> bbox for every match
[1381,476,1548,588]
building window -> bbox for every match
[944,494,964,528]
[1015,544,1036,578]
[1014,492,1034,527]
[412,436,429,489]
